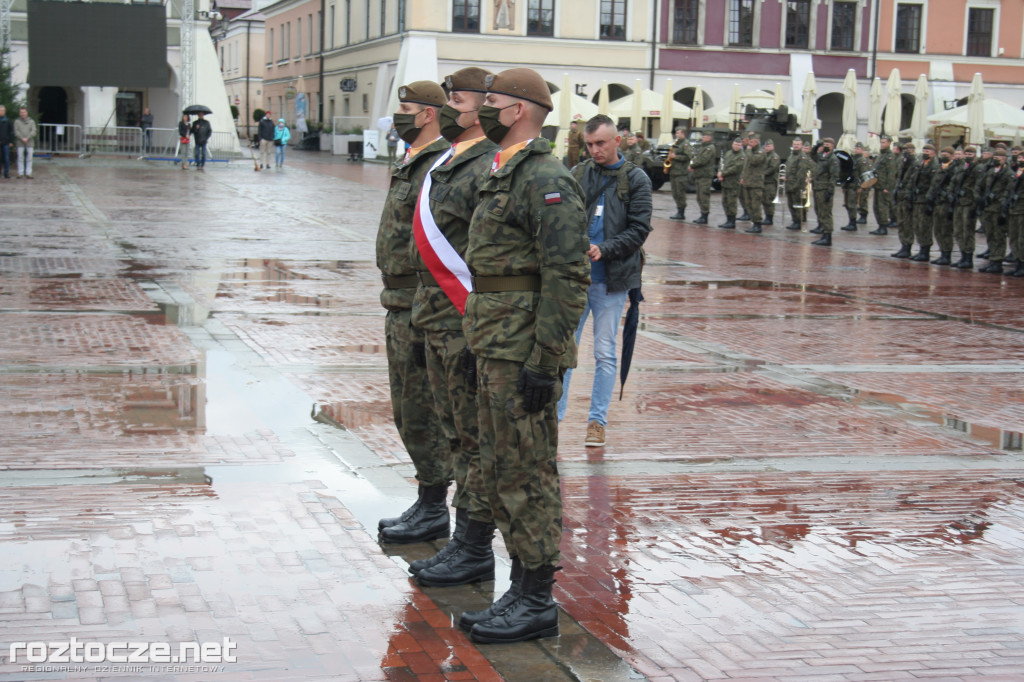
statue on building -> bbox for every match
[494,0,514,30]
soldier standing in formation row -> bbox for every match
[924,146,957,265]
[1007,149,1024,277]
[869,135,897,235]
[761,139,781,227]
[784,138,812,231]
[890,142,917,258]
[809,137,838,246]
[690,130,716,224]
[907,143,939,262]
[976,148,1013,273]
[950,145,980,268]
[717,137,744,229]
[667,127,692,221]
[739,134,767,233]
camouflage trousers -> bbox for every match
[695,177,712,215]
[931,204,954,252]
[424,328,491,520]
[739,186,750,215]
[873,188,893,226]
[896,202,915,245]
[476,357,563,569]
[1009,213,1024,261]
[981,209,1008,260]
[744,186,764,223]
[858,186,870,217]
[721,184,739,218]
[786,189,806,224]
[912,202,933,247]
[813,190,834,233]
[953,204,977,254]
[670,174,687,213]
[384,309,449,487]
[762,186,776,220]
[843,186,859,215]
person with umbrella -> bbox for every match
[189,110,212,171]
[556,114,652,447]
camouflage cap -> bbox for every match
[903,142,916,149]
[980,146,993,154]
[732,137,743,143]
[398,81,446,107]
[443,67,492,94]
[484,68,553,111]
[941,146,955,155]
[763,138,774,147]
[879,134,891,141]
[854,141,864,149]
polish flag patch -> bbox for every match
[544,192,562,205]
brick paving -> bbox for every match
[0,155,1022,681]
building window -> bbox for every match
[283,22,290,60]
[728,0,753,46]
[329,5,336,48]
[269,28,274,63]
[966,7,993,56]
[380,0,386,35]
[601,0,626,40]
[453,0,480,32]
[830,1,856,50]
[528,0,554,36]
[297,18,302,56]
[785,0,810,48]
[345,0,351,44]
[397,0,405,32]
[673,0,698,44]
[308,14,314,54]
[894,3,922,53]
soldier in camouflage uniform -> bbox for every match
[809,137,838,246]
[856,144,872,223]
[690,130,716,224]
[977,148,1013,273]
[891,143,918,258]
[925,146,957,265]
[739,134,767,232]
[667,127,691,220]
[908,144,939,262]
[784,139,811,230]
[761,139,781,226]
[623,133,644,166]
[839,143,862,231]
[974,147,997,258]
[717,137,744,229]
[456,68,589,645]
[375,82,453,544]
[869,135,897,235]
[1007,149,1024,277]
[951,146,980,268]
[566,120,584,168]
[407,68,500,588]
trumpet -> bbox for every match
[802,170,813,209]
[772,162,787,204]
[663,148,673,172]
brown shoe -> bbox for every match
[584,421,606,447]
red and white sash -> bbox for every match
[412,148,473,314]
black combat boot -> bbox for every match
[786,221,801,231]
[953,253,974,269]
[379,484,450,544]
[718,216,736,229]
[891,244,912,258]
[414,519,496,587]
[978,249,990,259]
[737,212,751,221]
[812,233,832,246]
[469,564,560,644]
[979,259,1004,274]
[857,213,868,224]
[745,222,762,233]
[909,246,931,262]
[693,213,709,225]
[869,226,888,235]
[809,225,824,234]
[930,251,952,266]
[669,211,684,220]
[379,485,424,531]
[459,557,522,631]
[841,211,857,231]
[408,507,469,574]
[1012,261,1024,277]
[763,215,774,226]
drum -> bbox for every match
[860,169,878,189]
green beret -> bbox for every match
[444,67,492,94]
[922,143,936,152]
[398,81,446,107]
[821,137,835,145]
[485,68,553,111]
[994,148,1008,157]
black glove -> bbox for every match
[460,346,477,387]
[516,366,556,413]
[412,341,426,368]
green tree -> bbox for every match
[0,47,26,113]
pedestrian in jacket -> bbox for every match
[557,114,652,448]
[257,111,276,169]
[13,107,36,179]
[273,119,290,168]
[0,105,13,179]
[190,112,212,171]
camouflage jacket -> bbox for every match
[956,160,985,207]
[874,148,898,190]
[849,155,871,189]
[624,144,644,166]
[979,163,1013,213]
[668,138,692,177]
[913,157,938,203]
[462,138,590,375]
[740,146,767,188]
[376,136,450,312]
[973,159,994,202]
[1007,168,1024,215]
[762,150,781,189]
[410,137,500,333]
[720,149,744,188]
[784,151,812,192]
[689,141,717,179]
[894,152,918,202]
[810,149,838,191]
[926,159,956,205]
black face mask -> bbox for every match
[478,103,517,144]
[438,104,475,142]
[392,110,424,144]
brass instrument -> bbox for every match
[772,162,786,204]
[663,154,673,172]
[802,170,813,209]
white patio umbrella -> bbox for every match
[553,74,571,159]
[910,73,929,149]
[544,90,599,128]
[658,79,674,145]
[631,78,644,134]
[598,81,610,116]
[729,84,741,131]
[967,72,986,147]
[799,72,818,135]
[691,85,704,129]
[773,83,784,109]
[837,69,858,152]
[867,77,884,153]
[609,89,691,129]
[883,68,902,138]
[927,98,1024,141]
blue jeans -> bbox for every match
[193,143,207,167]
[557,281,628,426]
[275,144,285,166]
[1,144,8,178]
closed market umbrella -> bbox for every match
[837,69,858,152]
[598,81,610,116]
[618,286,644,400]
[799,72,817,134]
[884,68,902,138]
[729,84,741,131]
[910,73,930,149]
[632,78,644,134]
[967,72,986,147]
[867,77,884,154]
[773,83,784,109]
[658,78,674,145]
[691,85,704,129]
[555,73,572,159]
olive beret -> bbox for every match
[964,145,977,153]
[821,137,835,145]
[994,148,1008,157]
[922,143,936,152]
[399,81,446,107]
[941,146,955,155]
[444,67,492,94]
[485,68,553,111]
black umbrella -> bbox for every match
[183,104,212,115]
[618,286,644,400]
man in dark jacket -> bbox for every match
[556,114,652,448]
[0,105,13,179]
[190,112,212,171]
[257,111,276,169]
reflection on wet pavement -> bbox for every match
[1,157,1023,681]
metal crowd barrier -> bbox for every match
[37,123,84,155]
[35,124,239,162]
